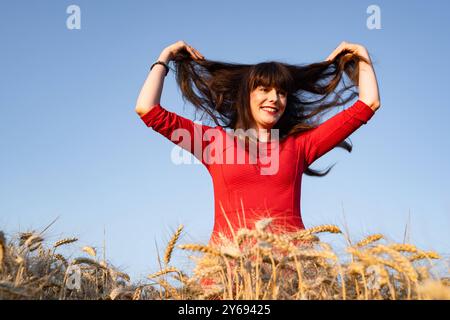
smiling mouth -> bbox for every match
[260,106,279,114]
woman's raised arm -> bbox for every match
[326,41,381,111]
[135,41,205,117]
[134,49,171,117]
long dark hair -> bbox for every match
[171,48,371,177]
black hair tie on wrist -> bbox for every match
[150,61,169,76]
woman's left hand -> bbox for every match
[325,42,380,111]
[325,41,369,62]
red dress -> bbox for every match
[139,100,375,245]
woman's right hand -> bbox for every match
[162,40,205,62]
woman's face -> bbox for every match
[249,85,287,130]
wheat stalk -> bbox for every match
[308,225,342,234]
[388,243,418,253]
[148,266,181,279]
[355,234,383,247]
[82,246,97,257]
[164,225,183,265]
[194,255,221,269]
[346,262,365,275]
[375,245,418,282]
[194,265,224,279]
[0,282,34,298]
[109,268,131,282]
[220,245,242,259]
[417,279,450,299]
[53,238,78,248]
[409,251,441,261]
[18,232,33,246]
[109,287,133,300]
[23,234,43,248]
[170,270,190,285]
[157,279,180,299]
[72,257,106,269]
[0,231,5,270]
[132,286,142,300]
[254,218,273,232]
[441,278,450,287]
[200,286,224,300]
[238,229,295,253]
[296,249,338,260]
[416,266,430,281]
[291,225,341,241]
[178,244,222,257]
[54,253,68,267]
[347,247,399,272]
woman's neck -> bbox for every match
[247,126,275,142]
[233,124,277,143]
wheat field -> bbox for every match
[0,219,449,300]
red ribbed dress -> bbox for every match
[139,99,375,245]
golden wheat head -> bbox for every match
[164,224,183,265]
[53,237,78,248]
[355,234,384,247]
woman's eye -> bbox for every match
[259,87,286,95]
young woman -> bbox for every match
[135,40,380,247]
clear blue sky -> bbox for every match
[1,0,449,281]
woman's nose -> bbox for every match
[268,89,278,101]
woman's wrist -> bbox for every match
[148,50,172,76]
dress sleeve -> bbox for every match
[139,103,218,166]
[297,99,375,167]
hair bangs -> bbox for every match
[248,62,294,93]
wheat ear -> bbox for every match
[82,246,97,257]
[148,266,181,279]
[53,238,78,248]
[164,225,183,265]
[409,251,441,262]
[72,257,106,269]
[291,225,341,240]
[355,234,383,247]
[0,231,5,270]
[178,244,222,257]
